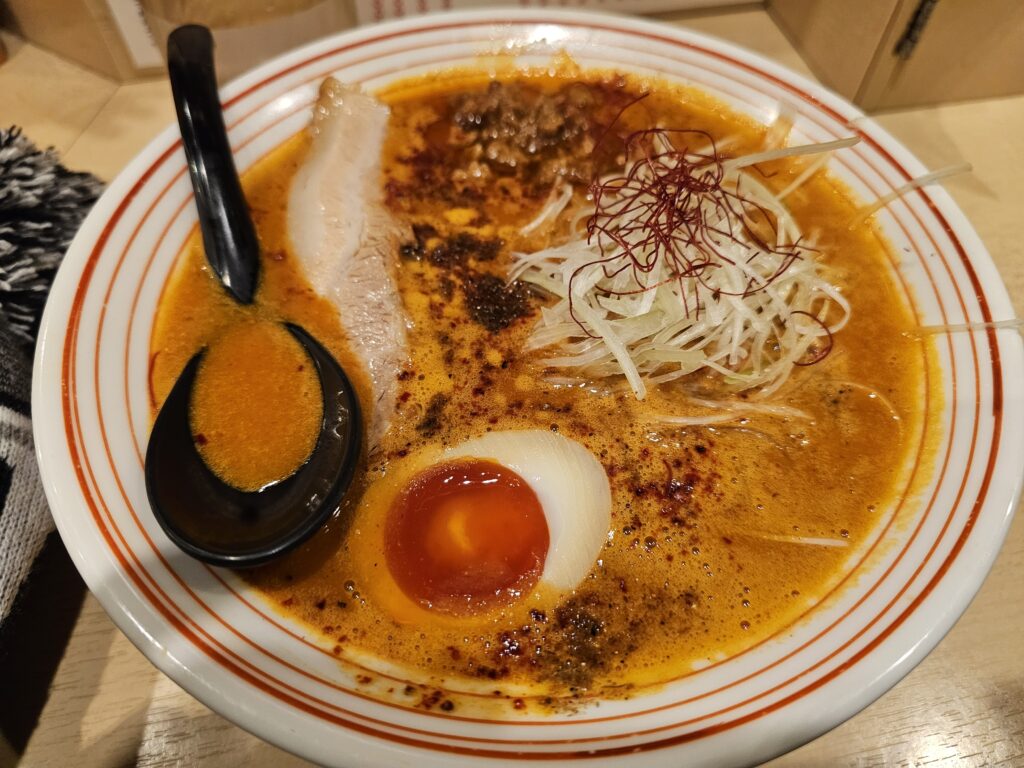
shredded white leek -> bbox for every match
[722,135,859,171]
[652,397,812,426]
[914,318,1022,334]
[520,183,574,236]
[746,533,849,548]
[825,380,902,423]
[851,163,972,226]
[511,133,853,401]
[777,152,830,200]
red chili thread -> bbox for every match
[561,126,829,367]
[790,310,835,366]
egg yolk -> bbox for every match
[384,460,549,615]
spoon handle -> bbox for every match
[167,25,259,305]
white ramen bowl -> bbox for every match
[32,9,1023,767]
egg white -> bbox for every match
[443,430,611,593]
[349,429,612,625]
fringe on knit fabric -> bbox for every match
[0,127,103,621]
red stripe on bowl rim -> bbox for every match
[113,44,952,719]
[56,15,1008,759]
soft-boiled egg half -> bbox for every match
[348,430,611,622]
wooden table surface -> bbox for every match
[4,6,1022,767]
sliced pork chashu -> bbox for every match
[288,78,409,448]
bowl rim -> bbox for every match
[32,8,1024,767]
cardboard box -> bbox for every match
[0,0,355,82]
[768,0,1024,111]
[352,0,749,24]
[139,0,355,82]
[1,0,165,80]
[1,0,751,82]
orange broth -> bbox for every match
[149,68,937,710]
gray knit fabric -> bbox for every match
[0,127,102,623]
[0,128,103,345]
[0,317,50,620]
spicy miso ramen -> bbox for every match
[149,63,937,710]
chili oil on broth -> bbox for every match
[148,67,934,710]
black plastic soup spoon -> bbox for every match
[145,25,362,568]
